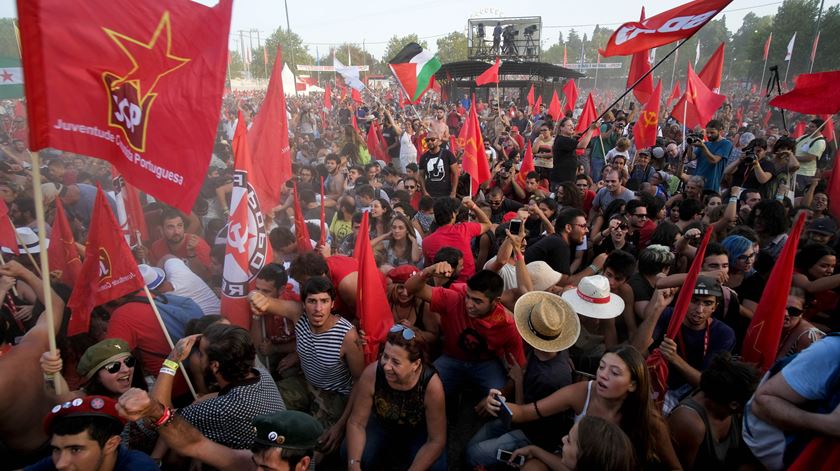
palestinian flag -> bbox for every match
[0,58,23,99]
[389,43,441,104]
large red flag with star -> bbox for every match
[17,0,233,213]
[221,113,273,328]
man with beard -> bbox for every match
[148,209,212,279]
[690,120,733,192]
[524,208,607,283]
[418,133,458,199]
[428,106,450,147]
[323,154,346,196]
[151,324,286,450]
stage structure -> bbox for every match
[469,17,542,62]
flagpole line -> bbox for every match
[142,285,197,399]
[784,59,791,86]
[28,150,62,394]
[596,36,696,124]
[759,55,769,97]
[259,316,269,369]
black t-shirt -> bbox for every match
[381,124,400,160]
[490,198,524,223]
[551,135,579,184]
[730,158,774,189]
[739,272,766,304]
[524,234,571,274]
[627,273,655,303]
[419,148,456,197]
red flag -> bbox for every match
[66,186,145,335]
[762,109,773,127]
[319,177,327,248]
[666,80,681,109]
[19,0,233,213]
[788,436,840,471]
[46,198,82,288]
[628,49,654,105]
[533,95,543,114]
[351,88,362,105]
[563,46,567,67]
[476,58,501,86]
[0,200,19,255]
[562,80,578,114]
[516,141,535,187]
[575,93,599,135]
[633,80,663,150]
[366,122,388,162]
[112,171,148,246]
[351,112,359,132]
[698,43,725,93]
[324,84,333,110]
[449,135,458,153]
[821,114,835,143]
[669,63,726,129]
[459,94,491,192]
[828,145,840,220]
[221,113,273,328]
[526,84,535,108]
[735,107,743,125]
[763,33,772,61]
[741,213,805,371]
[292,182,312,253]
[793,121,806,138]
[810,31,820,65]
[248,49,293,208]
[647,227,713,404]
[548,90,562,121]
[769,71,840,115]
[601,0,733,57]
[355,212,393,364]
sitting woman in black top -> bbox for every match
[345,325,446,470]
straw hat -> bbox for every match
[514,291,580,352]
[561,275,625,319]
[526,261,563,292]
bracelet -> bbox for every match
[515,252,524,261]
[163,359,180,371]
[588,264,601,274]
[775,194,784,200]
[159,367,177,377]
[534,400,544,419]
[729,197,738,203]
[153,406,176,428]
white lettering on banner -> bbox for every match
[52,119,185,187]
[97,272,136,292]
[614,10,719,45]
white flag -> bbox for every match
[694,41,700,66]
[785,32,797,62]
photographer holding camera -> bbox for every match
[688,120,733,192]
[723,137,774,190]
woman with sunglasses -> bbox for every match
[591,215,636,257]
[345,325,446,471]
[777,287,825,359]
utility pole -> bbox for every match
[255,29,264,83]
[284,0,296,70]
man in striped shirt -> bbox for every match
[249,276,365,459]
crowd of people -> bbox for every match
[0,75,838,471]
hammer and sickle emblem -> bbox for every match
[228,223,248,253]
[642,111,658,127]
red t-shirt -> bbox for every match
[106,302,188,396]
[637,219,657,250]
[582,190,596,213]
[422,222,483,282]
[150,237,212,272]
[430,283,525,366]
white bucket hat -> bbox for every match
[514,291,580,352]
[138,264,165,290]
[1,227,50,254]
[561,275,625,319]
[526,261,563,292]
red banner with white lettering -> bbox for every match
[600,0,732,57]
[18,0,233,213]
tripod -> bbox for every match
[765,65,787,131]
[524,33,536,58]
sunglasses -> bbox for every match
[615,224,628,231]
[406,185,417,190]
[389,324,416,341]
[633,213,648,219]
[786,306,804,317]
[103,356,136,374]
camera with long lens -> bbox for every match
[685,132,704,145]
[742,142,757,165]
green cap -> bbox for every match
[77,339,131,381]
[252,411,323,450]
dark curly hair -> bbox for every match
[203,324,255,383]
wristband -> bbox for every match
[163,359,179,371]
[729,197,738,204]
[588,264,601,274]
[159,367,177,377]
[775,194,784,201]
[153,406,176,428]
[515,252,524,262]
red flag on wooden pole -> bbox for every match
[476,57,501,86]
[293,182,312,253]
[355,211,393,364]
[562,80,578,114]
[633,80,663,150]
[526,84,535,108]
[47,198,82,288]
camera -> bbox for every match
[685,133,704,145]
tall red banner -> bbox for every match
[600,0,732,57]
[18,0,233,213]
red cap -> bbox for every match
[43,395,125,433]
[502,212,518,223]
[387,265,419,284]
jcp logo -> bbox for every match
[615,11,717,45]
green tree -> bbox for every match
[228,50,245,80]
[382,34,426,62]
[729,12,773,83]
[436,31,467,63]
[771,0,820,79]
[566,29,582,64]
[251,28,313,77]
[0,19,19,58]
[815,5,840,72]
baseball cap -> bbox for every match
[252,411,324,450]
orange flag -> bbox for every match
[633,80,663,150]
[575,93,600,135]
[741,213,806,371]
[459,94,491,193]
[47,198,82,288]
[355,212,394,364]
[66,186,145,336]
[476,57,501,86]
[221,112,273,328]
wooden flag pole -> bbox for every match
[0,252,19,298]
[28,150,62,394]
[142,285,198,399]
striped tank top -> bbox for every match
[296,315,354,395]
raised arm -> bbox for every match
[405,262,452,303]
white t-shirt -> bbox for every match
[398,132,417,174]
[484,256,517,291]
[163,258,221,316]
